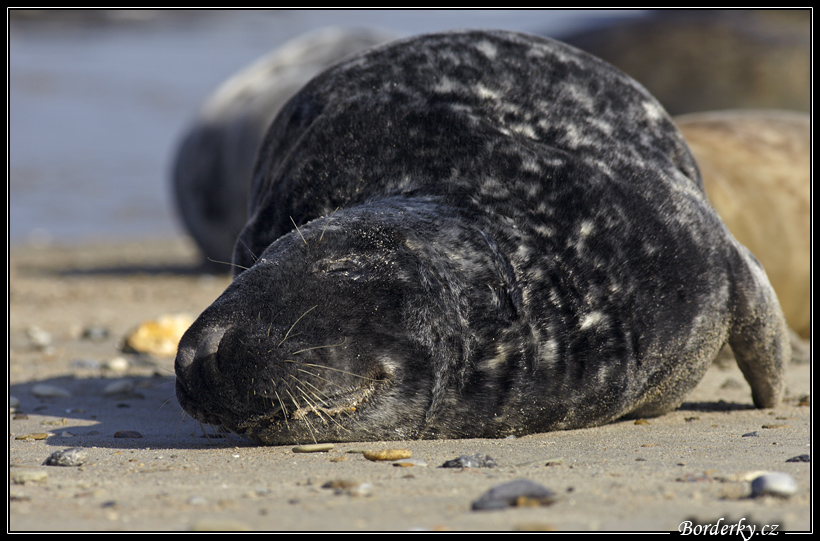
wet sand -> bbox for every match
[8,237,811,531]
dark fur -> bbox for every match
[175,30,788,444]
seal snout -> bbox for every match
[175,324,233,426]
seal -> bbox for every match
[674,110,810,338]
[172,28,395,269]
[174,30,789,445]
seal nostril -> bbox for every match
[175,325,230,373]
[195,326,229,362]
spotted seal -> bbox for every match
[174,30,788,444]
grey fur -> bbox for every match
[174,30,788,444]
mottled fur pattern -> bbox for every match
[175,30,788,444]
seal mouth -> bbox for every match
[289,378,381,421]
[231,371,391,444]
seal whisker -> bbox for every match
[290,216,308,245]
[158,395,177,412]
[273,389,292,433]
[232,232,260,265]
[291,383,358,436]
[318,207,340,242]
[277,305,318,347]
[286,388,318,443]
[288,375,332,407]
[285,360,385,383]
[205,257,250,272]
[291,337,348,355]
[284,373,375,437]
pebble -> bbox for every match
[16,433,49,440]
[122,313,194,357]
[785,454,810,463]
[10,469,49,485]
[321,479,372,497]
[742,431,759,437]
[104,380,135,396]
[81,325,110,342]
[472,479,558,511]
[292,443,334,453]
[31,384,71,398]
[750,472,798,498]
[363,449,412,461]
[103,357,130,372]
[440,454,497,468]
[393,459,427,468]
[43,447,88,467]
[71,358,101,370]
[26,326,53,350]
[113,430,143,439]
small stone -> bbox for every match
[113,430,143,439]
[103,357,130,372]
[393,459,427,467]
[43,447,88,467]
[440,454,497,468]
[104,380,135,396]
[363,449,412,461]
[472,479,557,511]
[742,431,759,437]
[122,313,194,358]
[750,472,797,498]
[31,384,71,398]
[82,326,110,342]
[10,469,48,485]
[41,418,69,426]
[785,454,810,463]
[26,326,53,350]
[322,479,372,496]
[71,358,101,370]
[16,433,49,440]
[720,377,744,389]
[292,443,334,453]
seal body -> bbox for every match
[174,30,788,444]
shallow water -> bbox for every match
[9,9,641,246]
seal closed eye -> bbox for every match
[174,29,788,445]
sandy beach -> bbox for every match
[8,237,811,532]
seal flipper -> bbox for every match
[727,244,789,408]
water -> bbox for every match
[9,9,642,246]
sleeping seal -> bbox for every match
[174,30,788,444]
